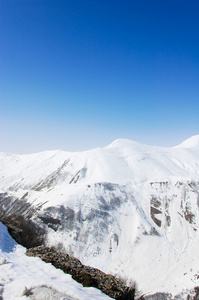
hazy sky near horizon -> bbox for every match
[1,0,199,153]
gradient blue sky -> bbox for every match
[1,0,199,153]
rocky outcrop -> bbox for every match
[26,246,135,300]
[0,212,46,248]
[138,287,199,300]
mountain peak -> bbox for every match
[107,138,147,150]
[174,135,199,149]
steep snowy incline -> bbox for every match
[0,221,112,300]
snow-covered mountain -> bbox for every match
[0,135,199,298]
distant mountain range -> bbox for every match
[0,135,199,298]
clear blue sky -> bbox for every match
[1,0,199,153]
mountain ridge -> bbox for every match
[1,135,199,189]
[1,134,199,156]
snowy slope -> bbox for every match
[0,135,199,298]
[0,221,111,300]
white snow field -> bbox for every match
[0,135,199,298]
[0,221,111,300]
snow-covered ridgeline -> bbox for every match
[0,135,199,193]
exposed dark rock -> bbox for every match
[139,292,171,300]
[69,168,87,184]
[31,159,70,191]
[0,193,33,218]
[193,287,199,300]
[0,213,46,248]
[26,246,135,300]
